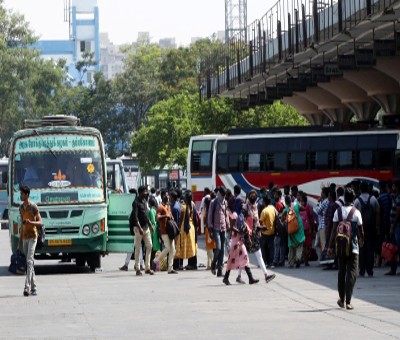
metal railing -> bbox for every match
[202,0,399,98]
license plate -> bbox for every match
[48,239,72,246]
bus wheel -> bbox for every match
[88,253,101,272]
[76,255,86,267]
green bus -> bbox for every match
[8,116,134,271]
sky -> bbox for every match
[4,0,276,46]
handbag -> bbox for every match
[287,208,299,235]
[36,226,46,249]
[381,242,398,263]
[244,226,261,253]
[166,217,180,240]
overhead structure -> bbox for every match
[225,0,247,43]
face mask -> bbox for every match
[249,197,257,204]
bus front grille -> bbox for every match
[46,226,80,234]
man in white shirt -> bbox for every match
[328,187,364,311]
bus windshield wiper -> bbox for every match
[34,129,57,159]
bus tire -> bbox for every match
[88,253,101,272]
[76,255,86,267]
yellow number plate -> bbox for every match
[48,239,72,246]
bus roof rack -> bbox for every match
[24,115,80,129]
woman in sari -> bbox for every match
[175,190,197,269]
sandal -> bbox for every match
[337,299,345,308]
[346,304,354,310]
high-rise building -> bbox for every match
[32,0,100,85]
[100,33,125,80]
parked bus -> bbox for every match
[8,116,135,270]
[0,157,8,220]
[187,127,400,206]
[106,159,128,193]
[119,156,141,190]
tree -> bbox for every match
[113,44,162,132]
[132,93,202,172]
[0,1,66,155]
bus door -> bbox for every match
[107,193,135,253]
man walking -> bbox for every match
[132,185,154,276]
[17,185,43,297]
[208,186,230,277]
[328,187,364,310]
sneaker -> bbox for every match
[145,269,154,275]
[168,270,178,274]
[136,270,143,276]
[249,279,259,285]
[31,289,37,296]
[223,278,231,285]
[119,265,128,271]
[211,268,216,275]
[236,276,246,284]
[23,289,29,297]
[265,274,276,283]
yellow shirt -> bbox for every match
[260,205,276,236]
[20,202,38,240]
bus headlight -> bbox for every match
[92,223,99,234]
[82,225,90,236]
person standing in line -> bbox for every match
[148,197,160,264]
[385,180,400,275]
[132,185,154,276]
[317,187,330,263]
[208,186,230,277]
[259,195,277,269]
[154,189,177,274]
[203,192,216,269]
[17,185,43,297]
[175,190,197,270]
[119,188,145,271]
[328,187,364,310]
[354,181,380,277]
[199,187,211,235]
[170,190,183,271]
[283,195,305,268]
[298,191,315,267]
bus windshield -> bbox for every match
[12,134,105,205]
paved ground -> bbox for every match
[1,229,400,340]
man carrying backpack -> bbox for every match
[17,185,43,297]
[354,181,380,277]
[328,187,364,310]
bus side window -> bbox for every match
[289,152,307,171]
[217,154,228,173]
[336,150,354,170]
[358,150,374,169]
[310,151,330,170]
[377,149,393,169]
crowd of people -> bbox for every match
[120,179,400,307]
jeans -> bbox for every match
[273,235,285,264]
[23,238,37,291]
[211,230,226,272]
[359,231,375,276]
[260,234,275,266]
[337,253,358,304]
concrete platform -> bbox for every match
[1,229,399,340]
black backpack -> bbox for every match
[359,196,375,233]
